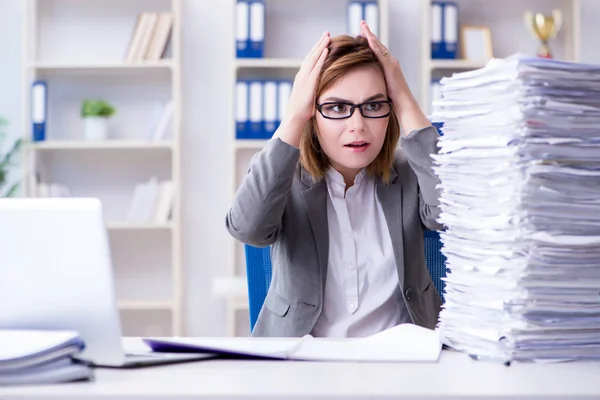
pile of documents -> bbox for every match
[0,330,93,386]
[431,54,600,363]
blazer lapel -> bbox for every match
[300,168,329,290]
[376,169,406,287]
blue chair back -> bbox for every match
[244,231,446,332]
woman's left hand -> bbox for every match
[361,20,431,134]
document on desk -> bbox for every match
[431,53,600,363]
[143,323,442,362]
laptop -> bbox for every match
[0,197,214,367]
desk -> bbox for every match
[1,347,600,399]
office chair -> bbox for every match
[244,231,447,332]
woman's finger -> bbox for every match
[309,31,328,56]
[311,45,329,75]
[302,32,329,72]
[361,21,389,58]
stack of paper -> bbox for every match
[0,330,93,386]
[431,54,600,363]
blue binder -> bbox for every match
[236,0,250,58]
[248,0,265,58]
[263,80,277,138]
[236,80,251,139]
[431,1,458,59]
[31,80,47,142]
[248,80,264,139]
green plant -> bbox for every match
[0,117,23,197]
[80,99,116,118]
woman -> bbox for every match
[226,21,443,338]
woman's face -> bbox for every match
[315,64,390,180]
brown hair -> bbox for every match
[299,35,400,184]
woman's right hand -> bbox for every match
[276,31,330,148]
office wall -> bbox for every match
[0,0,599,336]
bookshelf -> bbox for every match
[20,0,184,337]
[419,0,581,115]
[223,0,390,337]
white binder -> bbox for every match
[263,81,277,137]
[364,2,379,37]
[31,80,47,142]
[249,81,263,138]
[236,0,249,57]
[431,2,443,58]
[443,2,458,57]
[236,81,249,138]
[347,1,363,37]
[277,81,292,128]
[249,1,265,57]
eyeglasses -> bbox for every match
[316,100,392,120]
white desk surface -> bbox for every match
[1,340,600,400]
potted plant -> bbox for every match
[0,117,23,197]
[81,99,116,141]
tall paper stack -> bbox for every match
[431,54,600,363]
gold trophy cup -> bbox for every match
[524,9,562,58]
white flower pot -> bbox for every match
[83,117,109,141]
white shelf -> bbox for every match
[236,58,303,69]
[29,60,174,73]
[429,59,489,70]
[235,139,268,150]
[107,222,174,231]
[22,0,185,337]
[117,300,174,311]
[27,140,174,151]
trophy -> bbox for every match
[524,9,562,59]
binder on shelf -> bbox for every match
[249,81,263,139]
[263,81,277,138]
[348,1,379,38]
[31,80,47,142]
[236,0,250,58]
[443,2,458,59]
[430,78,442,113]
[236,81,250,139]
[248,0,265,58]
[431,1,458,59]
[347,1,363,38]
[430,78,444,136]
[236,80,293,140]
[277,80,292,133]
[363,1,379,37]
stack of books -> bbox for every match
[432,54,600,363]
[0,330,93,386]
[125,12,174,62]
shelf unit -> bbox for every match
[224,0,390,337]
[20,0,184,337]
[419,0,581,115]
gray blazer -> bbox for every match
[226,125,443,337]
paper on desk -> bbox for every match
[290,324,442,362]
[144,324,442,363]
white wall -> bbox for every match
[1,0,599,337]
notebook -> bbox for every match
[144,323,443,362]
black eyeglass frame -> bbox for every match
[315,100,393,120]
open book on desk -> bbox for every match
[143,323,442,362]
